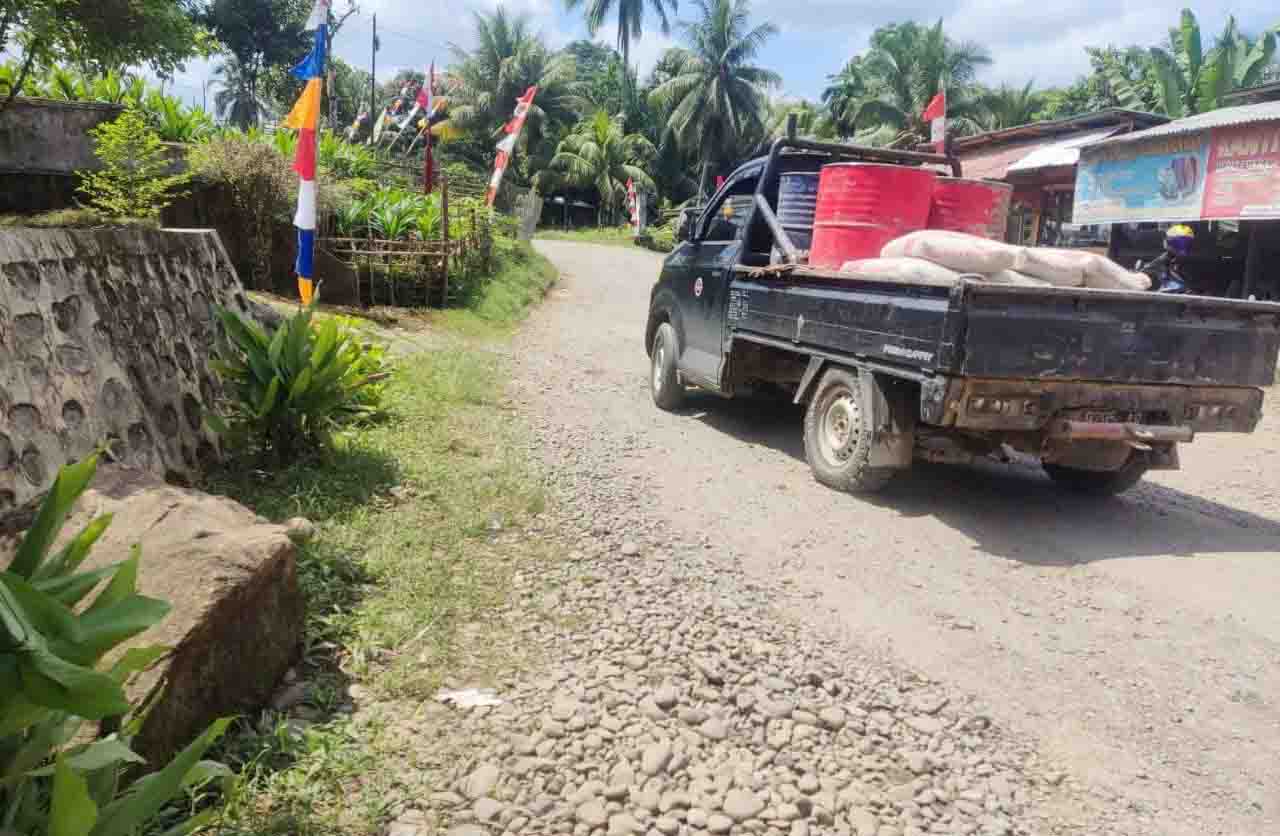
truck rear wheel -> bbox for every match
[803,367,895,494]
[1043,455,1148,496]
[650,322,685,411]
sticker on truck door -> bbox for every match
[694,277,704,298]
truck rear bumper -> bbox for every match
[933,377,1264,435]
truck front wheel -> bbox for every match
[650,322,685,411]
[803,367,895,494]
[1043,454,1148,496]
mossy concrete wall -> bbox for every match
[0,227,253,508]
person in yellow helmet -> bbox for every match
[1141,224,1195,294]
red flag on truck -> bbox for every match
[923,85,946,153]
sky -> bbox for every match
[166,0,1279,110]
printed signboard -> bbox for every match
[1202,122,1280,219]
[1074,121,1280,223]
[1074,133,1210,224]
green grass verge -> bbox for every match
[204,242,556,835]
[438,239,558,337]
[535,225,636,247]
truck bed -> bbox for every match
[726,266,1280,388]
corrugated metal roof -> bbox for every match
[1086,101,1280,147]
[1007,128,1123,172]
[959,136,1065,180]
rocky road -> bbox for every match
[481,241,1279,836]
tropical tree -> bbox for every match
[819,20,991,147]
[538,109,656,223]
[562,0,679,69]
[447,7,585,171]
[1117,10,1277,117]
[821,57,871,137]
[648,0,780,176]
[978,80,1045,130]
[213,55,269,128]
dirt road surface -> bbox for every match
[513,241,1280,836]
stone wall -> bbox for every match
[0,97,120,176]
[0,227,253,508]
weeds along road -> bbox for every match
[515,240,1280,836]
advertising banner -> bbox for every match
[1073,132,1210,224]
[1202,122,1280,219]
[1074,120,1280,224]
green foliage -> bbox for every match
[818,19,990,145]
[562,0,679,67]
[187,134,294,287]
[1,454,234,836]
[328,317,396,413]
[317,131,379,179]
[648,0,781,171]
[77,107,190,220]
[540,109,655,221]
[144,90,215,143]
[0,0,207,104]
[209,304,390,462]
[977,81,1046,130]
[333,187,456,240]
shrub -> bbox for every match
[1,454,234,835]
[188,136,295,288]
[329,316,395,413]
[209,304,390,462]
[77,106,190,220]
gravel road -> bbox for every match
[503,241,1280,836]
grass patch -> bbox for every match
[535,225,636,247]
[203,246,557,835]
[438,238,558,336]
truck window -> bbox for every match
[701,180,757,242]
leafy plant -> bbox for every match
[145,91,215,143]
[270,129,299,161]
[369,197,420,241]
[328,317,395,414]
[1,454,235,835]
[77,106,190,220]
[209,305,390,461]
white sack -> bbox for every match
[881,229,1020,273]
[839,257,962,285]
[983,269,1050,287]
[1012,247,1088,287]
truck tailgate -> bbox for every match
[960,284,1280,386]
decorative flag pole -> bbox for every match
[923,80,946,154]
[421,61,436,194]
[486,86,538,206]
[283,0,330,305]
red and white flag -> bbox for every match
[420,61,436,194]
[627,178,638,222]
[923,83,946,153]
[487,86,538,206]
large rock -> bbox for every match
[67,466,302,765]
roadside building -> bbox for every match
[952,109,1168,250]
[1074,100,1280,299]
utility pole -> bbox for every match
[370,14,378,130]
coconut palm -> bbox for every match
[978,80,1045,130]
[447,7,585,164]
[821,57,871,137]
[648,0,780,174]
[562,0,679,69]
[213,55,267,128]
[538,109,656,224]
[821,20,990,147]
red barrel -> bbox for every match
[928,177,1012,240]
[809,163,936,269]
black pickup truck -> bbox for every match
[645,135,1280,495]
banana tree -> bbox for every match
[1143,10,1277,117]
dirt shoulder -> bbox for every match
[510,240,1280,836]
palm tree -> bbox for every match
[821,57,870,137]
[978,80,1045,130]
[648,0,780,175]
[538,109,656,224]
[820,20,991,147]
[447,7,585,166]
[562,0,679,70]
[213,55,266,128]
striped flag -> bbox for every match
[486,86,537,206]
[283,0,330,305]
[923,81,946,153]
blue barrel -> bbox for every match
[777,171,820,251]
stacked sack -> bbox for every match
[839,230,1151,291]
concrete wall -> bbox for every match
[0,97,121,176]
[0,227,253,508]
